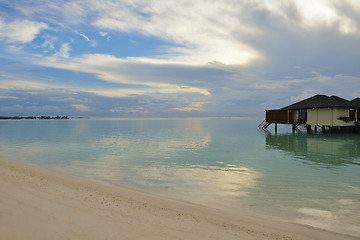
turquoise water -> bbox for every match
[0,118,359,236]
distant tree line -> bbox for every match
[0,116,69,120]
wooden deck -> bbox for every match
[265,109,307,124]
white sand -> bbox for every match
[0,157,358,240]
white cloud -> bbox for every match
[52,43,71,59]
[99,31,111,40]
[172,102,207,112]
[4,0,360,67]
[39,53,211,96]
[0,19,48,43]
[0,80,62,90]
[72,104,91,111]
[6,44,23,52]
[74,30,98,46]
[88,85,210,98]
[0,96,21,99]
[87,0,360,66]
[110,106,150,115]
[91,0,261,66]
[40,35,57,52]
[297,1,339,27]
[73,30,98,47]
[99,32,107,37]
[257,0,360,34]
[79,32,90,41]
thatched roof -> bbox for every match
[281,95,353,110]
[350,98,360,107]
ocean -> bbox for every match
[0,118,359,236]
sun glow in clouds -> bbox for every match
[91,0,261,66]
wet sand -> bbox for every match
[0,157,358,240]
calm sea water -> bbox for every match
[0,118,359,236]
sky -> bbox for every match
[1,0,360,118]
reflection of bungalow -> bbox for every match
[265,133,360,166]
[260,95,360,132]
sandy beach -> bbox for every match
[0,157,358,240]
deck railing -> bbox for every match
[266,109,295,124]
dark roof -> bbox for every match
[350,98,360,107]
[281,95,328,110]
[313,95,352,108]
[281,95,353,110]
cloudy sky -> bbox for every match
[1,0,360,117]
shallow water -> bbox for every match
[0,118,359,236]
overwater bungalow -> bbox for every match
[260,95,360,132]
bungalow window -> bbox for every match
[298,109,306,122]
[349,108,355,119]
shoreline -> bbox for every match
[0,157,358,240]
[0,116,69,120]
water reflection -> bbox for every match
[89,119,211,164]
[265,132,360,166]
[262,131,360,236]
[135,164,259,207]
[69,119,259,208]
[72,154,259,209]
[1,119,359,236]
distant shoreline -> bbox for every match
[0,116,69,120]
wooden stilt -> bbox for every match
[314,125,317,133]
